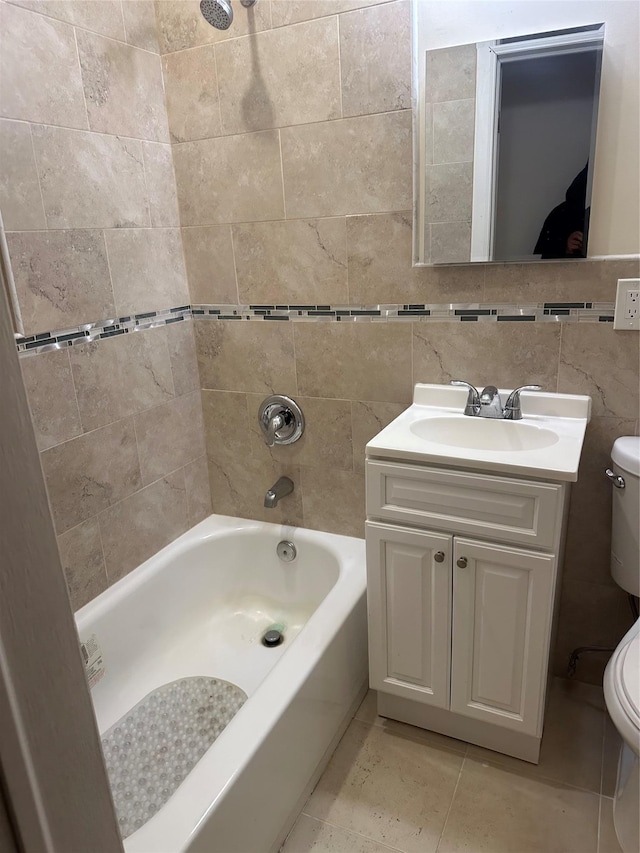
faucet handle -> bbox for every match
[450,380,481,417]
[503,385,542,420]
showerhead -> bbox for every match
[200,0,257,31]
[200,0,233,30]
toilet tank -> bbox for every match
[610,437,640,597]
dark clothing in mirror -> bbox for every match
[534,165,589,259]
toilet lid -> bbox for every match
[612,436,640,476]
[621,632,640,723]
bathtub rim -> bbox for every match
[75,514,366,853]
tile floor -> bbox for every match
[281,679,623,853]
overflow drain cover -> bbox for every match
[262,629,283,647]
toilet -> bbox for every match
[603,436,640,853]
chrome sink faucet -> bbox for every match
[450,380,541,420]
[264,476,294,508]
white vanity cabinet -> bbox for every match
[365,459,569,763]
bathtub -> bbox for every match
[75,514,368,853]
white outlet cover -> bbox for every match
[614,279,640,330]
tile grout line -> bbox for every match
[434,753,466,853]
[294,813,407,853]
[27,124,49,228]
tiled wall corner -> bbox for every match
[3,0,210,610]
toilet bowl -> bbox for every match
[603,436,639,853]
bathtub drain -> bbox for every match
[262,628,284,647]
[101,676,247,839]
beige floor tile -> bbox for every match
[438,757,600,853]
[467,677,605,794]
[283,814,402,853]
[304,718,463,853]
[353,691,468,756]
[601,715,622,798]
[598,797,623,853]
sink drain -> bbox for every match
[262,628,283,647]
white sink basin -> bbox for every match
[366,384,592,481]
[410,416,559,452]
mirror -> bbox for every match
[413,2,608,265]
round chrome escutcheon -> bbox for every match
[277,540,297,562]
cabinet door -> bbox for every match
[366,522,452,708]
[450,538,555,736]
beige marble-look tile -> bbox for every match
[430,220,471,264]
[104,228,189,316]
[425,43,476,103]
[57,518,108,611]
[142,142,180,227]
[195,319,297,393]
[41,417,142,534]
[183,455,212,526]
[340,0,411,118]
[271,0,386,28]
[351,400,406,472]
[7,230,115,334]
[563,417,637,587]
[12,0,126,39]
[70,327,175,431]
[166,319,200,396]
[208,454,304,526]
[122,0,160,52]
[77,30,169,141]
[202,389,252,464]
[247,393,353,471]
[484,258,640,304]
[412,321,561,390]
[295,322,412,404]
[467,678,605,794]
[99,470,189,582]
[181,226,238,304]
[305,718,463,853]
[346,212,484,304]
[162,47,221,144]
[0,3,88,128]
[553,580,634,686]
[173,131,285,225]
[134,391,205,484]
[217,17,341,135]
[31,125,149,229]
[281,111,412,218]
[439,757,599,853]
[20,349,82,451]
[432,99,476,164]
[283,814,396,853]
[425,162,473,223]
[233,218,348,305]
[0,119,46,230]
[558,324,639,419]
[300,467,365,538]
[598,796,623,853]
[155,0,272,53]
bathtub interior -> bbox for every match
[78,524,342,733]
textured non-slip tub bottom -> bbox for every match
[101,677,247,838]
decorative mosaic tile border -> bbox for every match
[16,301,616,358]
[191,301,616,323]
[16,305,191,358]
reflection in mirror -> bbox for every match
[414,9,606,265]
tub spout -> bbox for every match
[264,476,294,508]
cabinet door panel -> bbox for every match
[366,522,452,708]
[451,538,555,736]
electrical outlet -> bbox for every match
[613,279,640,330]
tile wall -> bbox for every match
[0,0,211,609]
[160,0,639,683]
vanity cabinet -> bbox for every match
[365,459,568,762]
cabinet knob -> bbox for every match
[457,557,468,568]
[434,551,445,563]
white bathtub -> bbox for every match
[76,514,368,853]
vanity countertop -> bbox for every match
[366,384,592,482]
